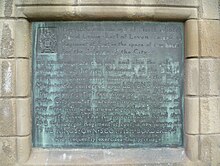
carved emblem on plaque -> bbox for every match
[38,28,57,53]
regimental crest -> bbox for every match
[38,28,57,53]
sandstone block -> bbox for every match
[0,20,31,58]
[16,98,31,136]
[185,134,199,162]
[200,97,220,134]
[0,137,16,166]
[17,135,31,163]
[185,97,199,134]
[200,134,220,165]
[200,0,219,19]
[200,21,220,58]
[185,59,199,96]
[200,59,220,96]
[15,19,31,58]
[0,21,15,58]
[0,99,16,136]
[0,60,16,96]
[185,20,199,57]
[0,0,15,18]
[16,59,30,97]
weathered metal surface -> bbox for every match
[32,22,184,148]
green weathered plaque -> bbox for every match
[32,22,184,148]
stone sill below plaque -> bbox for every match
[24,148,187,165]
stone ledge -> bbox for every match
[16,0,199,7]
[78,0,199,6]
[16,0,77,6]
[24,148,188,165]
[16,6,198,21]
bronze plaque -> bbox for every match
[32,22,184,148]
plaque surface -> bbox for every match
[32,22,184,148]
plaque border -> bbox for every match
[14,2,200,165]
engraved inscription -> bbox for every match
[32,22,184,148]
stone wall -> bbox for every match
[0,0,31,166]
[0,0,219,165]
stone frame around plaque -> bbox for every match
[12,1,203,165]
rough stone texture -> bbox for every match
[16,98,31,136]
[0,137,16,166]
[185,134,199,162]
[200,21,220,58]
[200,97,220,134]
[0,0,14,17]
[0,59,30,97]
[185,20,199,57]
[0,20,31,59]
[16,59,30,97]
[200,59,220,96]
[0,98,31,137]
[0,60,16,96]
[201,0,220,19]
[0,21,15,58]
[0,99,16,136]
[185,97,199,134]
[185,59,199,96]
[200,135,220,165]
[0,0,26,18]
[4,0,13,17]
